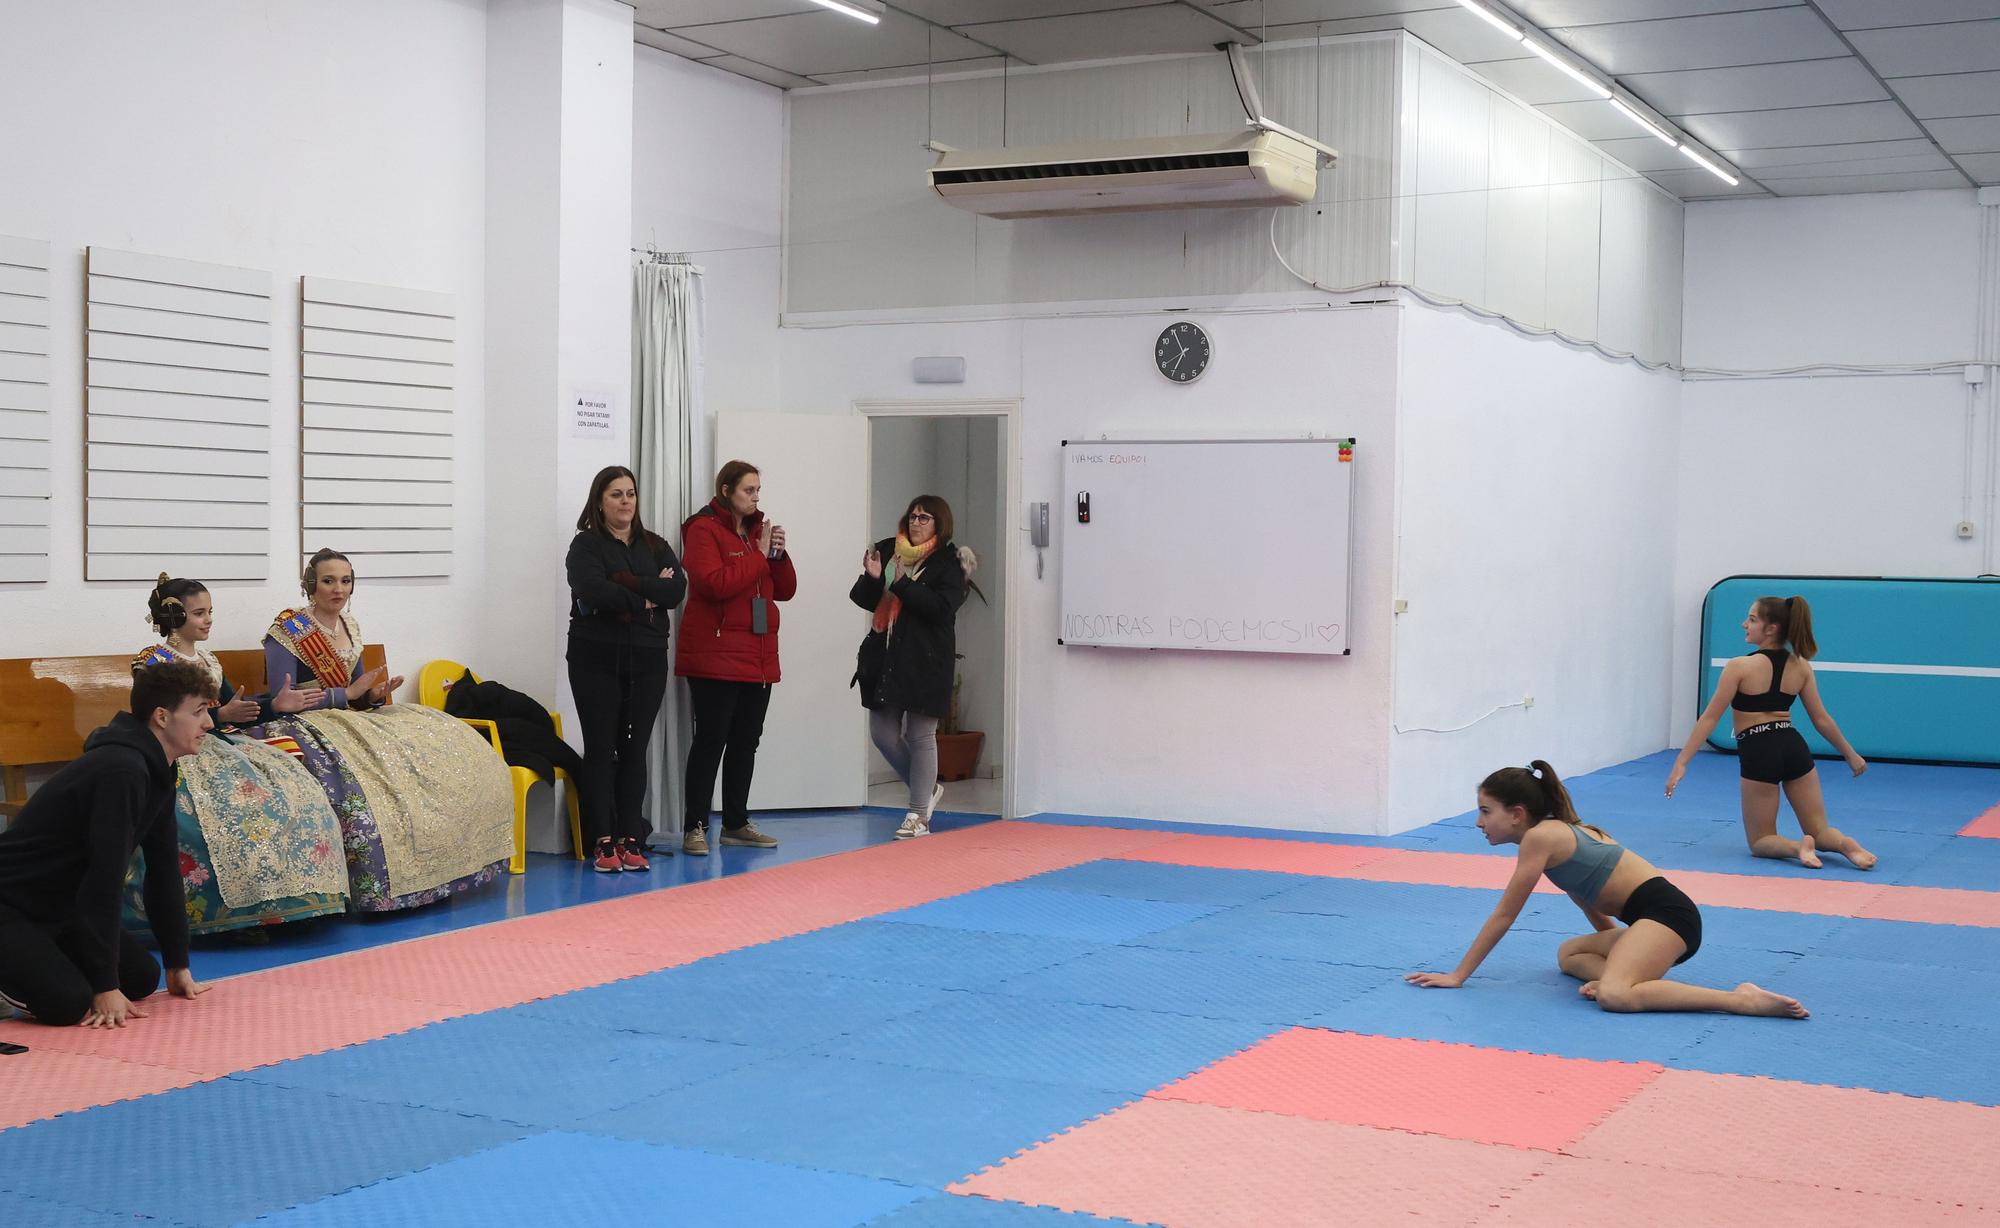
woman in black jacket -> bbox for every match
[849,495,975,841]
[566,466,686,872]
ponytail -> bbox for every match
[1479,759,1607,838]
[1753,594,1817,660]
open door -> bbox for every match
[711,410,869,812]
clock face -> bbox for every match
[1155,321,1211,384]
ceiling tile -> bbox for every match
[808,56,1005,85]
[1520,0,1802,24]
[1753,150,1956,177]
[897,0,1164,24]
[1815,0,2000,30]
[1849,20,2000,78]
[1891,71,2000,119]
[1725,137,1943,166]
[1623,57,1885,117]
[1552,8,1849,76]
[1926,114,2000,153]
[1405,8,1546,64]
[683,10,994,76]
[634,27,727,59]
[1639,166,1767,198]
[699,55,824,89]
[957,5,1245,63]
[1205,0,1447,23]
[1471,55,1608,105]
[1589,134,1696,172]
[1535,99,1646,142]
[1683,100,1921,150]
[1955,151,2000,182]
[636,0,815,23]
[1764,169,1971,194]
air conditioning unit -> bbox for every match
[928,126,1336,220]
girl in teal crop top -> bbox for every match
[1406,760,1808,1020]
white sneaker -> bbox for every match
[926,782,946,820]
[894,811,931,840]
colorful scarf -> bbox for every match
[871,534,938,634]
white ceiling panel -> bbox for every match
[1847,20,2000,78]
[702,55,825,89]
[634,27,726,59]
[1553,8,1850,76]
[811,56,1004,84]
[1764,169,1973,194]
[633,0,816,23]
[1399,8,1537,64]
[958,6,1245,64]
[1891,71,2000,119]
[1815,0,2000,30]
[1534,100,1648,142]
[1956,151,2000,181]
[1637,166,1769,197]
[1205,0,1450,23]
[1722,137,1943,166]
[1468,55,1608,105]
[1684,101,1922,151]
[1622,58,1885,117]
[1515,0,1802,24]
[686,10,995,76]
[901,0,1169,22]
[1753,150,1957,178]
[1926,114,2000,154]
[1589,134,1701,173]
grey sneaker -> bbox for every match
[894,812,930,840]
[682,827,710,856]
[720,822,778,848]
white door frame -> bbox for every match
[855,398,1022,822]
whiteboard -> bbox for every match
[1059,438,1355,655]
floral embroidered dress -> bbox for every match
[123,643,347,935]
[258,608,514,910]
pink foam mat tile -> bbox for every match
[1571,1068,2000,1209]
[1675,871,1890,918]
[244,930,666,1011]
[952,1096,1550,1228]
[1859,886,2000,928]
[1475,1154,2000,1228]
[492,902,815,962]
[0,1049,210,1131]
[6,980,452,1076]
[1349,850,1563,894]
[1150,1027,1661,1153]
[928,821,1176,857]
[1116,835,1398,878]
[1960,805,2000,840]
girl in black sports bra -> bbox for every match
[1666,595,1875,870]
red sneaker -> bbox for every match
[616,837,651,872]
[592,837,622,874]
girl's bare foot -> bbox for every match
[1579,981,1600,1001]
[1796,835,1822,870]
[1842,840,1877,871]
[1733,982,1809,1019]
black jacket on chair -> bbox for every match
[848,539,970,719]
[443,673,586,784]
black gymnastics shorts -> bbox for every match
[1735,720,1815,785]
[1618,876,1702,964]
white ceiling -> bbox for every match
[630,0,2000,200]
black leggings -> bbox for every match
[567,638,672,847]
[0,907,162,1027]
[683,678,772,832]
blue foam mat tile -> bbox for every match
[881,886,1221,944]
[1679,1013,2000,1106]
[994,943,1384,1025]
[238,1132,927,1228]
[1015,860,1309,907]
[572,1052,1132,1187]
[811,995,1277,1094]
[233,1009,762,1128]
[512,961,958,1048]
[0,1078,525,1227]
[1757,954,2000,1031]
[1897,838,2000,890]
[0,1188,175,1227]
[1308,979,1727,1068]
[715,920,1110,992]
[1819,916,2000,974]
[1134,903,1464,971]
[864,1193,1144,1227]
[1252,876,1499,924]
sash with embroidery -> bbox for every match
[132,645,177,672]
[269,608,352,690]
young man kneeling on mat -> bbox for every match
[0,662,212,1028]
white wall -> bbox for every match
[784,305,1401,832]
[1672,189,1994,731]
[632,47,784,428]
[1388,304,1681,825]
[0,0,489,679]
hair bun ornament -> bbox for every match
[155,571,170,588]
[1527,764,1542,779]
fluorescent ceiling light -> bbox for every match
[1678,143,1740,186]
[1524,38,1610,99]
[809,0,881,23]
[1453,0,1523,40]
[1610,99,1676,145]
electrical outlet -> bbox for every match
[1958,521,1977,539]
[1523,694,1534,709]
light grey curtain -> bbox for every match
[632,256,704,848]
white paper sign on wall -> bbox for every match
[568,384,619,440]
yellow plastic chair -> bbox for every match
[418,659,584,873]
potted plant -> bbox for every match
[935,659,983,782]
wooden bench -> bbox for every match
[0,645,387,821]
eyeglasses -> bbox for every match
[908,512,934,523]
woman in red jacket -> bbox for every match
[675,460,796,855]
